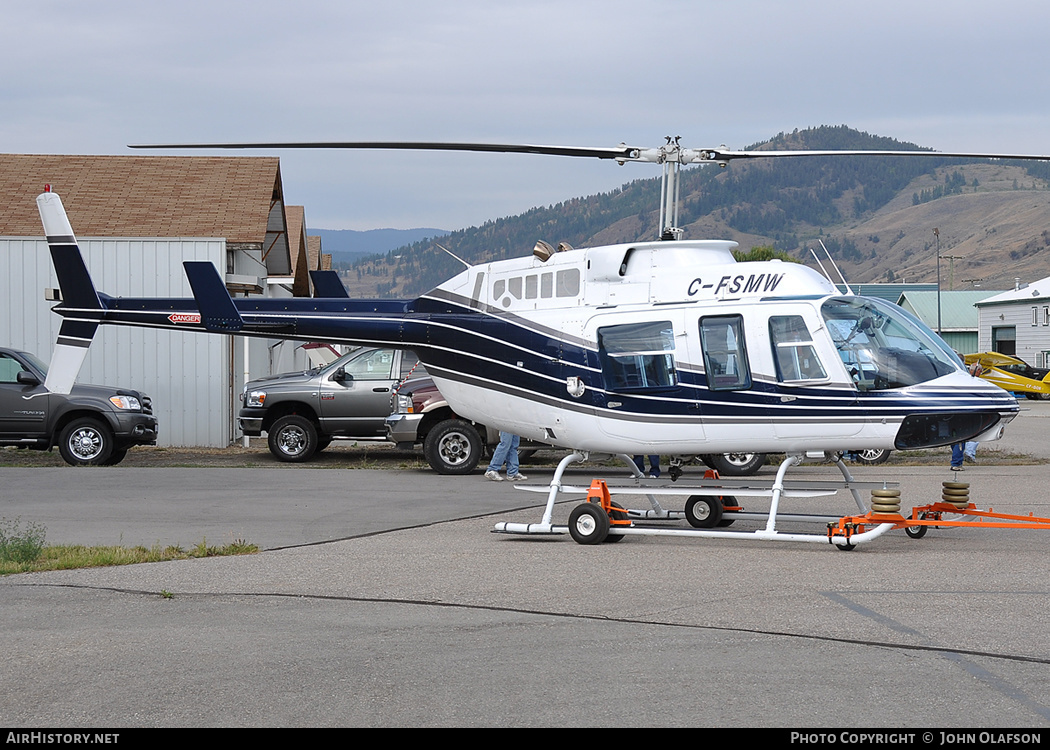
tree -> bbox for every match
[733,245,800,263]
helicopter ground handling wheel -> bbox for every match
[568,502,609,544]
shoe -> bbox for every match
[964,455,977,464]
[485,470,504,481]
[950,465,963,472]
[647,470,660,479]
[507,473,528,481]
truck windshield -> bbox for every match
[821,297,959,391]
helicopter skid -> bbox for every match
[492,451,900,549]
[494,518,896,547]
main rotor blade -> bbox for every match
[128,140,641,161]
[129,140,1050,166]
[700,148,1050,163]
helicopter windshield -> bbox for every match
[821,297,959,391]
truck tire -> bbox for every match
[58,417,115,466]
[854,448,891,465]
[705,452,766,476]
[423,419,482,475]
[267,414,319,463]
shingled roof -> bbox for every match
[0,156,288,272]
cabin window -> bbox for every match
[597,321,677,391]
[698,315,752,391]
[541,273,553,298]
[525,275,538,299]
[556,268,580,297]
[769,315,827,382]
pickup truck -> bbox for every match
[0,347,158,466]
[238,346,426,462]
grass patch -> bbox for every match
[0,538,258,576]
[0,517,47,564]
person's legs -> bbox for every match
[506,434,521,477]
[486,431,513,477]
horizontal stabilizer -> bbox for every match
[310,270,350,298]
[183,262,243,332]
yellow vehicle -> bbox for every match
[964,352,1050,400]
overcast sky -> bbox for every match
[5,0,1050,231]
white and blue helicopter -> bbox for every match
[36,138,1050,548]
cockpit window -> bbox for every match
[822,297,958,390]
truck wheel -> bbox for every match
[424,419,482,474]
[706,453,766,476]
[102,447,129,466]
[268,415,319,462]
[854,448,890,465]
[58,417,115,466]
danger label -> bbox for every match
[168,313,201,324]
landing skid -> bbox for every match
[492,451,901,549]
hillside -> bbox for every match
[341,126,1050,297]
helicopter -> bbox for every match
[35,138,1050,547]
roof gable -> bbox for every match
[0,154,283,246]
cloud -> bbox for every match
[5,0,1050,230]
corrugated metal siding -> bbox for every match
[1,236,230,447]
[937,331,977,355]
[979,301,1050,366]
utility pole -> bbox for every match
[934,228,941,335]
[941,255,963,291]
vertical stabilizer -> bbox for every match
[37,188,102,394]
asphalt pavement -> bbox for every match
[3,403,1050,728]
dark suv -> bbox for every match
[0,347,158,466]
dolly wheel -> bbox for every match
[905,514,928,539]
[685,495,724,528]
[605,502,627,544]
[568,503,609,545]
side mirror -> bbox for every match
[331,367,352,384]
[17,370,40,386]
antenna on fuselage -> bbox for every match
[436,243,472,269]
[815,239,854,295]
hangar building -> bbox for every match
[0,154,322,447]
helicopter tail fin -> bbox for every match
[183,261,244,332]
[37,187,103,394]
[310,269,350,298]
